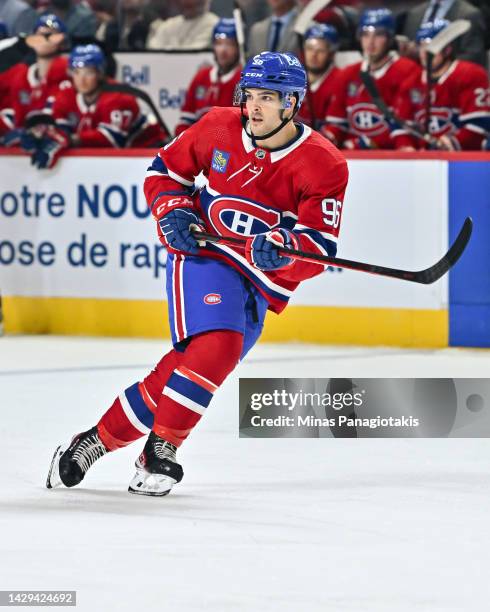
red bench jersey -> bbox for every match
[393,60,490,150]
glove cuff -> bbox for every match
[153,196,195,220]
[275,229,298,269]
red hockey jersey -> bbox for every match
[297,64,340,131]
[145,107,348,314]
[392,60,490,150]
[6,56,69,128]
[175,64,242,136]
[51,82,167,147]
[0,64,17,135]
[324,53,420,149]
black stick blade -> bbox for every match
[412,216,473,284]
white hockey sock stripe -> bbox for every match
[162,386,206,415]
[119,392,151,434]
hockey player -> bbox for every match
[27,44,169,168]
[323,8,420,150]
[1,14,69,136]
[392,20,490,151]
[0,69,14,138]
[46,51,349,497]
[174,18,242,136]
[297,23,340,131]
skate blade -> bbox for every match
[46,445,66,489]
[128,468,176,497]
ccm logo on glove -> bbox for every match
[154,197,194,219]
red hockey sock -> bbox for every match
[152,330,243,447]
[97,347,182,451]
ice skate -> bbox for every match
[128,431,183,497]
[46,426,108,489]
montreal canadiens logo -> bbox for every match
[204,293,222,305]
[414,107,452,136]
[349,103,387,136]
[208,197,281,237]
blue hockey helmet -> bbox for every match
[416,19,450,43]
[238,52,307,110]
[213,18,237,40]
[34,13,67,34]
[69,44,105,71]
[358,8,395,37]
[304,23,339,49]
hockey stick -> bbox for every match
[359,70,430,142]
[426,19,470,56]
[233,1,246,66]
[425,51,433,136]
[101,81,171,136]
[193,217,472,284]
[294,0,333,36]
[423,20,470,137]
[294,0,333,131]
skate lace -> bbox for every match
[154,439,177,462]
[72,433,107,474]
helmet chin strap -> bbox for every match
[240,97,299,147]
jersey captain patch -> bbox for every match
[211,149,230,174]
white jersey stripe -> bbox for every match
[171,256,180,342]
[146,170,169,178]
[213,242,293,298]
[168,168,194,187]
[460,111,490,121]
[179,255,187,338]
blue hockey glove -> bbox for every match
[3,129,39,150]
[2,129,22,147]
[245,228,298,271]
[158,208,205,255]
[30,129,69,169]
[20,131,40,151]
[3,128,47,153]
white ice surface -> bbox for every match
[1,336,490,612]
